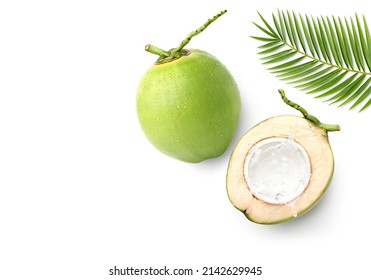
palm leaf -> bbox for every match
[252,10,371,111]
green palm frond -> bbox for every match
[252,9,371,111]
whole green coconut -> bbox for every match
[136,11,241,163]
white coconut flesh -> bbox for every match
[244,137,311,205]
[226,115,334,224]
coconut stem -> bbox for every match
[278,89,341,132]
[144,44,170,57]
[173,10,227,53]
[144,10,227,63]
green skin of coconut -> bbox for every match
[137,49,241,163]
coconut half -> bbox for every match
[227,115,336,224]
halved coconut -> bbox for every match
[227,114,336,224]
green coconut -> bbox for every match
[136,10,241,163]
[226,90,340,224]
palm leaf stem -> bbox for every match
[281,40,371,76]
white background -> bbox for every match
[1,0,370,279]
